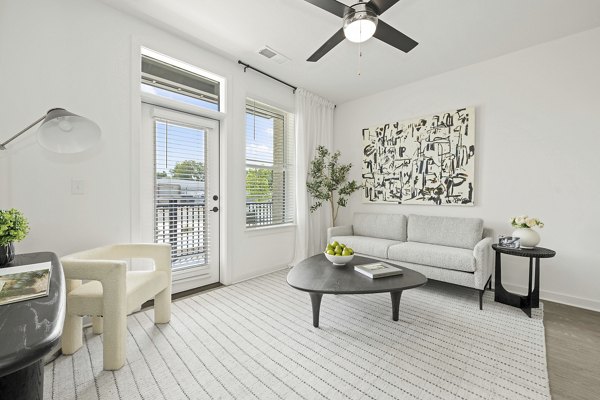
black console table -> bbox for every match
[0,252,66,400]
[492,244,556,318]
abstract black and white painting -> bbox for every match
[362,107,475,206]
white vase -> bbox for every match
[512,228,540,249]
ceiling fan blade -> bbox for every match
[368,0,401,15]
[373,20,418,53]
[307,28,346,62]
[304,0,350,18]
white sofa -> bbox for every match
[328,213,493,309]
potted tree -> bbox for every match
[306,145,361,226]
[0,209,29,267]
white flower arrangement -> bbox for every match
[510,215,544,229]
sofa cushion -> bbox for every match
[353,213,407,241]
[330,235,401,259]
[388,242,476,272]
[407,214,483,250]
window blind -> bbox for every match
[245,99,295,228]
[142,54,220,111]
[155,118,208,269]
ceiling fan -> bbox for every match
[305,0,418,62]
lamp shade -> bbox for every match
[36,108,101,154]
[343,7,378,43]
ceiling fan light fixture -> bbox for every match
[343,5,378,43]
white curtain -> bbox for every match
[293,88,335,265]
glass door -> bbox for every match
[143,105,220,292]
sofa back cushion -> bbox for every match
[353,213,407,241]
[407,214,483,249]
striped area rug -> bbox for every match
[45,269,550,400]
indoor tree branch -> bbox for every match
[306,145,361,227]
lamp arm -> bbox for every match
[0,115,46,150]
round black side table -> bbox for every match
[492,244,556,318]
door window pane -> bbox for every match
[155,119,207,269]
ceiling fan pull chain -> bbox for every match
[358,41,362,76]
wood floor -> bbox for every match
[544,301,600,400]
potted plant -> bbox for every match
[0,209,30,267]
[306,146,361,226]
[510,215,544,249]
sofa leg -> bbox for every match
[479,290,484,310]
[478,276,492,310]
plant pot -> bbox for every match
[512,228,540,249]
[0,243,15,267]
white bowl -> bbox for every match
[324,252,354,266]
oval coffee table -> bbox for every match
[287,254,427,327]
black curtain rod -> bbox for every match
[238,60,297,93]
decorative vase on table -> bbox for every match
[509,215,544,249]
[0,243,15,267]
[512,228,540,249]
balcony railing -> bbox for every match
[155,202,276,267]
[156,202,206,268]
[246,201,275,227]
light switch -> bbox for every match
[71,179,85,195]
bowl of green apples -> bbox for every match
[324,241,355,266]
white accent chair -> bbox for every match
[60,243,172,370]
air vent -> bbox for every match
[259,48,277,58]
[257,46,290,64]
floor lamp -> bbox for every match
[0,108,101,153]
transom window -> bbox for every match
[141,48,225,112]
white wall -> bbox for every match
[333,27,600,311]
[0,0,296,284]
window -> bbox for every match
[245,99,295,228]
[141,48,225,112]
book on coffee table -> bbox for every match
[354,262,403,279]
[0,262,52,306]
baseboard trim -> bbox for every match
[231,264,291,285]
[501,281,600,312]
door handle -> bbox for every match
[211,206,219,212]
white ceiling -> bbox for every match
[102,0,600,104]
